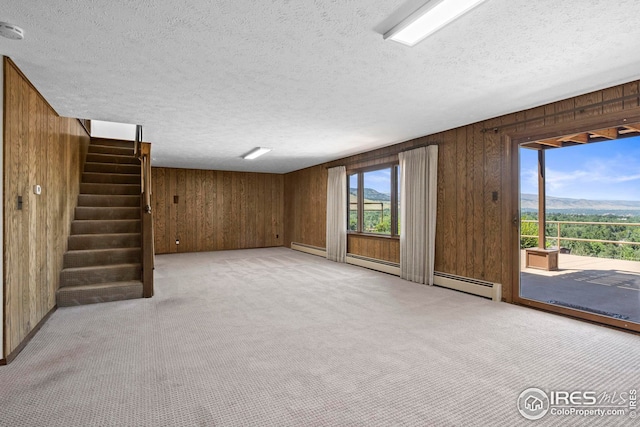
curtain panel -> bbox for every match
[326,166,347,263]
[399,145,438,284]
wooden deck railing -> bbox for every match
[521,219,640,248]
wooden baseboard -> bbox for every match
[4,305,57,365]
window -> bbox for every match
[348,164,400,236]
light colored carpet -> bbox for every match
[1,247,639,426]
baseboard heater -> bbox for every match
[345,253,401,276]
[290,242,327,258]
[434,272,502,302]
[290,242,501,301]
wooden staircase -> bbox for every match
[57,139,144,306]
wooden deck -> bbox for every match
[520,250,640,323]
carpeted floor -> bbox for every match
[1,247,639,426]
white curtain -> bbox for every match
[326,166,347,263]
[399,145,438,285]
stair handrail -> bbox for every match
[138,134,154,298]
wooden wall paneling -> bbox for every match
[214,171,224,250]
[455,127,468,278]
[222,171,232,249]
[151,167,285,253]
[553,98,576,125]
[194,169,205,252]
[483,118,502,285]
[187,169,196,251]
[28,86,39,331]
[246,173,256,248]
[603,86,624,115]
[499,113,518,302]
[278,175,284,245]
[464,121,475,277]
[264,174,272,245]
[4,59,88,356]
[471,122,485,279]
[441,130,457,274]
[346,235,399,264]
[203,170,215,252]
[623,82,639,109]
[4,63,20,352]
[18,70,30,344]
[234,172,243,249]
[168,168,177,253]
[175,168,186,252]
[574,90,603,120]
[152,168,167,254]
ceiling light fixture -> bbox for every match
[384,0,487,47]
[243,147,272,160]
[0,22,24,40]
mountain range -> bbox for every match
[349,188,390,202]
[521,193,640,214]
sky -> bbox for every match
[520,135,640,201]
[350,168,393,194]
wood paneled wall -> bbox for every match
[3,58,89,357]
[347,234,399,264]
[283,165,327,249]
[284,80,640,302]
[152,167,284,254]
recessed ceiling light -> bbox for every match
[243,147,272,160]
[0,22,24,40]
[384,0,487,47]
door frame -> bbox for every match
[506,108,640,333]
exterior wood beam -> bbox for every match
[559,133,589,143]
[589,128,618,140]
[537,138,563,148]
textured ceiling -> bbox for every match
[2,0,640,173]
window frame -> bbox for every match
[347,162,400,238]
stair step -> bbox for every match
[88,145,135,156]
[64,248,142,268]
[90,138,135,149]
[75,207,140,220]
[68,233,141,250]
[82,172,140,184]
[84,162,140,174]
[78,194,140,207]
[57,280,143,307]
[60,263,141,287]
[80,183,141,195]
[86,153,140,165]
[71,219,141,235]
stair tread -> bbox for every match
[84,171,141,174]
[77,206,140,209]
[64,247,141,254]
[82,183,140,186]
[71,232,141,236]
[85,161,138,165]
[81,194,140,197]
[72,219,141,222]
[89,144,133,150]
[58,280,143,291]
[62,263,141,273]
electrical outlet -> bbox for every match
[33,184,42,195]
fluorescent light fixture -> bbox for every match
[384,0,487,47]
[243,147,272,160]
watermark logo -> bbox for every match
[517,388,550,420]
[517,387,637,420]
